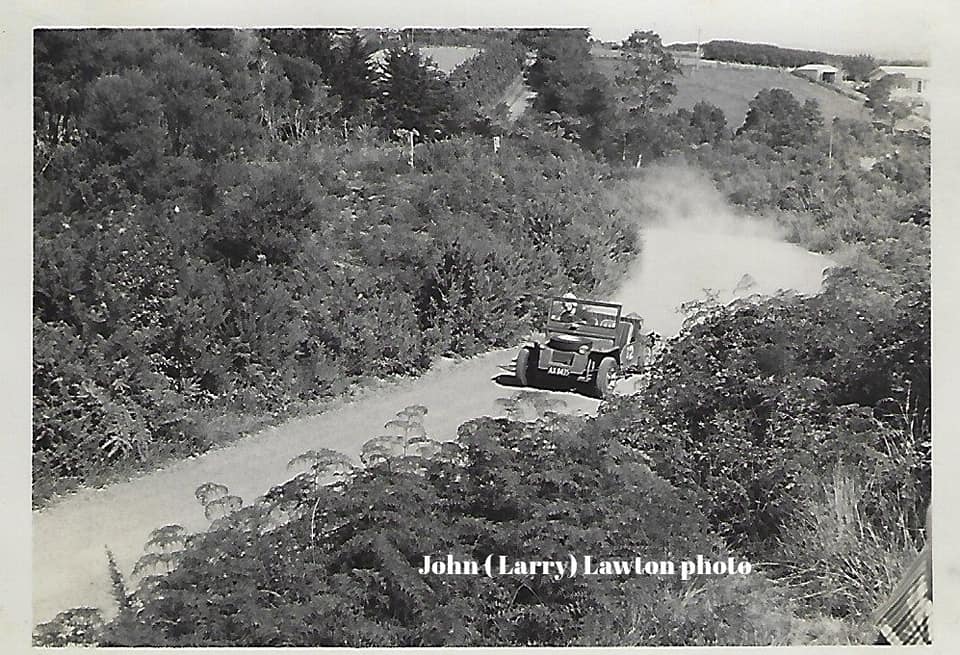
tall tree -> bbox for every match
[260,28,338,77]
[613,30,681,162]
[525,32,596,117]
[615,30,680,118]
[576,77,620,156]
[524,31,617,155]
[376,46,454,138]
[332,31,378,122]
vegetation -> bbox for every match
[604,268,928,610]
[33,28,638,501]
[864,73,915,132]
[695,40,883,81]
[525,30,615,151]
[42,404,825,647]
[655,70,930,634]
[736,88,824,149]
[448,37,526,112]
[595,50,869,134]
[525,29,683,161]
[34,25,929,647]
[616,31,681,118]
[376,46,457,136]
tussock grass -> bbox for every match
[772,464,922,623]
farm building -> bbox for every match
[794,63,841,83]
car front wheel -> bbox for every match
[594,356,619,399]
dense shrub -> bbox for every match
[601,267,929,623]
[61,414,801,647]
[736,89,823,150]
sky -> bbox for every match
[581,0,932,60]
[556,0,926,60]
[269,0,935,61]
[22,0,937,61]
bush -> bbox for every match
[33,63,640,499]
[600,266,929,622]
[93,410,803,647]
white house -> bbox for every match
[871,65,929,99]
[869,65,930,118]
[794,63,841,83]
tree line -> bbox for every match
[693,40,880,81]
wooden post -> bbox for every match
[828,124,833,169]
[408,130,415,169]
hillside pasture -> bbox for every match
[673,64,869,128]
[593,50,869,128]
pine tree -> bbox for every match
[613,30,681,162]
[524,31,617,155]
[615,30,680,118]
[332,31,378,122]
[376,46,454,139]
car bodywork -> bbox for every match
[515,296,648,397]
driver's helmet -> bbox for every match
[562,292,578,313]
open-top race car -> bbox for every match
[514,295,650,398]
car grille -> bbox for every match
[551,352,575,365]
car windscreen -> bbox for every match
[548,299,620,328]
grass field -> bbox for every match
[420,46,480,73]
[593,51,869,129]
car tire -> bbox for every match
[594,357,618,399]
[516,347,535,387]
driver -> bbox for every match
[553,292,597,325]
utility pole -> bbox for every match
[696,27,702,71]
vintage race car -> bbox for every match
[514,296,649,398]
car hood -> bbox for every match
[546,334,614,351]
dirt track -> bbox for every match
[33,216,833,625]
[32,351,600,624]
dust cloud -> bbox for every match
[609,164,832,335]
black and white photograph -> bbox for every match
[7,0,952,648]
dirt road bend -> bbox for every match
[33,219,832,625]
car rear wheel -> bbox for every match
[515,347,535,386]
[594,357,618,399]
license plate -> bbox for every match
[548,366,570,376]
